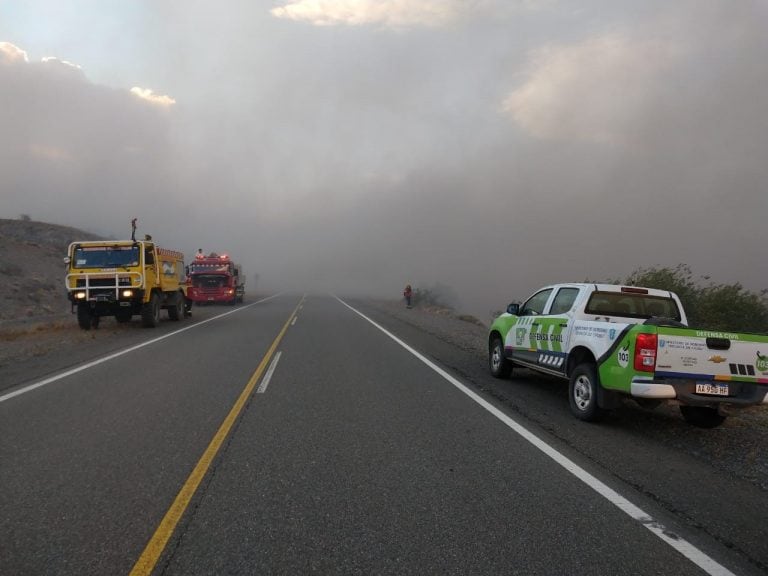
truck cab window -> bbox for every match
[550,287,579,315]
[521,289,553,316]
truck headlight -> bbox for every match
[121,289,134,298]
[74,291,87,300]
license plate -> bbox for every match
[695,383,729,396]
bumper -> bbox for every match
[631,377,768,406]
[188,294,233,303]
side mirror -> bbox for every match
[506,303,520,315]
[63,256,71,265]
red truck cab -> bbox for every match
[186,252,245,305]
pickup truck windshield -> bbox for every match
[585,291,681,320]
[73,246,139,269]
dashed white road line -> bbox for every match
[256,351,282,394]
[335,296,737,576]
[0,294,282,404]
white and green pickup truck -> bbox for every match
[488,283,768,427]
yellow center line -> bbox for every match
[129,296,304,576]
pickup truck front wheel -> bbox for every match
[680,406,726,428]
[569,363,605,422]
[489,336,512,378]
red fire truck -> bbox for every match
[186,251,245,305]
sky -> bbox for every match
[1,0,766,321]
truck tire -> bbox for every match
[168,294,183,321]
[680,406,726,428]
[489,335,512,378]
[141,293,161,328]
[77,303,92,331]
[569,363,605,422]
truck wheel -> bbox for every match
[77,303,91,331]
[141,293,161,328]
[680,406,726,428]
[168,295,183,321]
[489,335,512,378]
[569,363,605,422]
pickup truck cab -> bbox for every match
[489,283,768,427]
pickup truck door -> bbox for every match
[510,286,579,376]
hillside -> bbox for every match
[0,218,102,323]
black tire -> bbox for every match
[77,303,92,331]
[141,293,161,328]
[568,363,605,422]
[680,406,726,428]
[168,294,183,321]
[115,309,132,323]
[489,335,512,378]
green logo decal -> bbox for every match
[515,327,526,347]
[757,351,768,373]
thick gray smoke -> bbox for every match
[2,1,766,322]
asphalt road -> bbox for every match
[0,294,765,575]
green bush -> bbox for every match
[620,264,768,333]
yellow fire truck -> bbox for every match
[65,237,190,329]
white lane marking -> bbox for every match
[0,294,283,404]
[256,351,282,394]
[291,317,297,326]
[335,296,737,576]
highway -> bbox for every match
[0,294,765,575]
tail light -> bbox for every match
[634,333,657,372]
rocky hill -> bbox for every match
[0,218,102,323]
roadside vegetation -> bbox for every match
[607,264,768,334]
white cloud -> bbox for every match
[502,33,684,143]
[41,56,82,70]
[0,41,29,63]
[270,0,465,28]
[130,87,177,106]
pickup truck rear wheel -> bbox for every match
[569,363,605,422]
[489,335,512,378]
[680,406,726,428]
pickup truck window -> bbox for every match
[585,291,681,320]
[521,288,553,316]
[550,287,580,315]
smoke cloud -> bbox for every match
[1,1,766,321]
